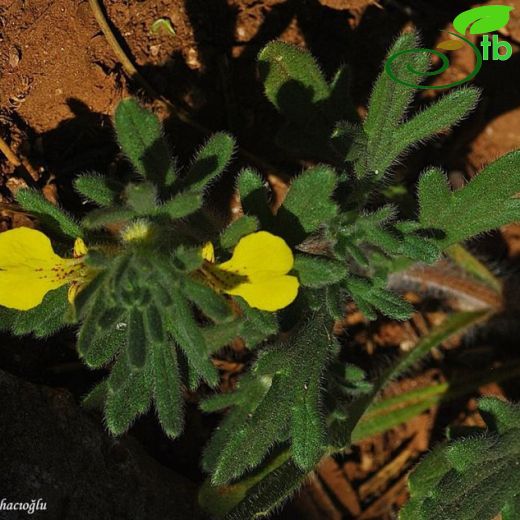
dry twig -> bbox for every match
[0,134,39,180]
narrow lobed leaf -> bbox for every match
[293,255,347,288]
[179,132,235,194]
[114,98,177,187]
[74,173,120,207]
[219,215,259,250]
[16,189,83,239]
[151,340,184,438]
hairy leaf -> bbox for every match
[180,132,235,194]
[151,340,184,438]
[293,255,347,288]
[74,173,120,207]
[114,98,176,187]
[419,151,520,247]
[401,397,520,520]
[277,165,337,244]
[16,189,82,239]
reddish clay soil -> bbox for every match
[1,1,520,519]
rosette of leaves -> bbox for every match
[2,99,279,438]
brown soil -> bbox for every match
[1,1,520,519]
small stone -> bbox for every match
[8,46,21,68]
[150,44,161,57]
[186,47,201,69]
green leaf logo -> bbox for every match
[453,5,514,35]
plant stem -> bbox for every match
[390,260,502,311]
[445,243,501,292]
[352,359,520,442]
[338,310,489,447]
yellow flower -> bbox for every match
[200,231,299,312]
[0,227,92,311]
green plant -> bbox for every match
[401,397,520,520]
[1,31,519,520]
[198,33,520,517]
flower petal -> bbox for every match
[0,227,62,270]
[202,242,215,263]
[0,227,83,310]
[218,231,294,279]
[224,274,299,311]
[0,269,64,310]
[73,237,88,257]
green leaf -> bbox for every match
[172,245,203,272]
[208,376,291,485]
[453,5,513,35]
[82,380,108,411]
[478,397,520,435]
[293,255,347,288]
[77,285,111,358]
[362,32,429,178]
[73,269,108,319]
[418,151,520,247]
[203,320,244,353]
[82,207,136,229]
[105,356,152,435]
[124,182,158,214]
[220,216,259,250]
[144,301,165,344]
[503,495,520,520]
[331,121,367,162]
[158,191,202,219]
[401,397,520,520]
[151,340,184,438]
[258,42,341,160]
[180,132,235,194]
[164,289,218,387]
[395,221,440,263]
[127,306,147,368]
[345,276,413,321]
[82,323,126,369]
[150,17,176,36]
[330,310,488,450]
[114,98,176,187]
[384,87,479,174]
[201,374,273,473]
[325,284,345,320]
[236,298,278,349]
[258,41,330,125]
[290,378,325,470]
[222,459,307,520]
[180,277,233,323]
[199,449,294,519]
[0,306,15,332]
[237,168,274,228]
[74,173,120,207]
[277,165,337,244]
[204,312,334,485]
[16,189,82,239]
[11,285,69,337]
